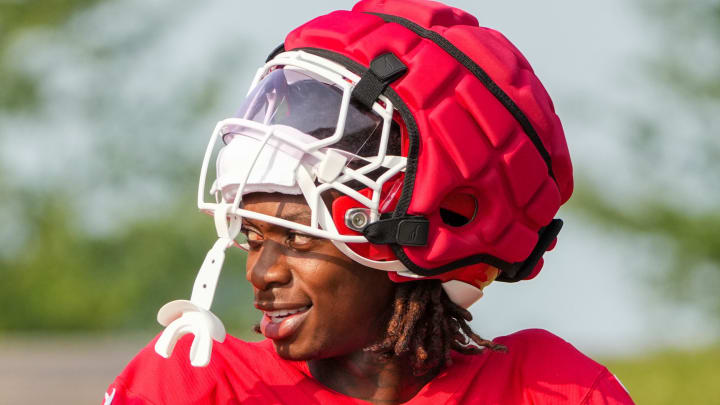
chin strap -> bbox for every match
[154,203,241,367]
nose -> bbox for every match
[246,240,292,291]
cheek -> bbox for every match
[282,243,396,355]
[324,282,394,354]
[296,259,394,335]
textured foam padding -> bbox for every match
[284,0,573,280]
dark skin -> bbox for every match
[242,193,438,404]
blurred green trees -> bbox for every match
[569,0,720,316]
[0,0,256,333]
[0,0,105,110]
[0,191,255,332]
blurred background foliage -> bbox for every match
[0,0,718,403]
[604,343,720,404]
[569,0,720,316]
[0,0,104,111]
[0,0,256,334]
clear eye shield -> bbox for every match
[234,68,387,145]
[213,68,397,207]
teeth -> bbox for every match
[265,305,311,322]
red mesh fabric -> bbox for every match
[284,0,573,279]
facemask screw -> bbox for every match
[345,208,370,231]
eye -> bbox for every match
[241,226,263,248]
[287,232,314,248]
[246,229,262,241]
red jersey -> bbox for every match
[103,329,634,404]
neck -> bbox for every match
[308,349,439,404]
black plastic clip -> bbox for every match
[362,216,429,246]
[351,53,407,109]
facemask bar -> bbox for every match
[199,119,370,243]
[197,51,410,272]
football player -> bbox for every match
[105,1,634,403]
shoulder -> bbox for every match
[494,329,634,404]
[494,328,601,375]
[440,329,634,404]
[104,334,288,405]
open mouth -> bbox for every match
[260,304,313,340]
[264,304,312,323]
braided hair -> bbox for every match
[367,279,506,376]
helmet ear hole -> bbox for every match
[439,192,477,227]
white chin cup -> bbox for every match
[155,300,226,367]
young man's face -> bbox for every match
[242,192,396,360]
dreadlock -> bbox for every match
[366,279,506,376]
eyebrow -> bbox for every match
[242,211,312,228]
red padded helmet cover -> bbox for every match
[283,0,573,280]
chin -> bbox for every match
[271,338,319,361]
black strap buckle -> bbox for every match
[362,216,429,246]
